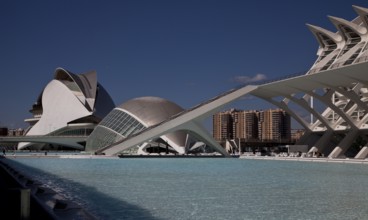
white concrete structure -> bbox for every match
[96,85,257,156]
[97,5,368,158]
[11,5,368,158]
[18,68,115,150]
[86,96,218,155]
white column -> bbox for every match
[355,146,368,159]
[308,130,334,155]
[328,129,359,158]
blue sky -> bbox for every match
[1,0,367,130]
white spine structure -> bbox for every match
[297,5,368,158]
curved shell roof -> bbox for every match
[20,67,116,150]
[86,96,187,152]
[118,96,184,127]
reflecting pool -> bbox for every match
[4,157,368,220]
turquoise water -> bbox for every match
[4,157,368,220]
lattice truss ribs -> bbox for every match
[268,5,368,158]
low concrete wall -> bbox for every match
[0,157,96,219]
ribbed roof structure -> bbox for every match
[86,96,190,154]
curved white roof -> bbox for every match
[118,96,184,127]
[86,96,188,154]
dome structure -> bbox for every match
[86,96,189,154]
[18,68,115,150]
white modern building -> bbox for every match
[13,5,368,159]
[18,68,115,150]
[86,96,212,155]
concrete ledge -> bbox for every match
[239,155,368,164]
[0,158,97,219]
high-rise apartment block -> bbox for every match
[258,109,291,142]
[213,109,291,143]
[213,110,234,140]
[233,110,259,141]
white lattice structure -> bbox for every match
[286,5,368,158]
